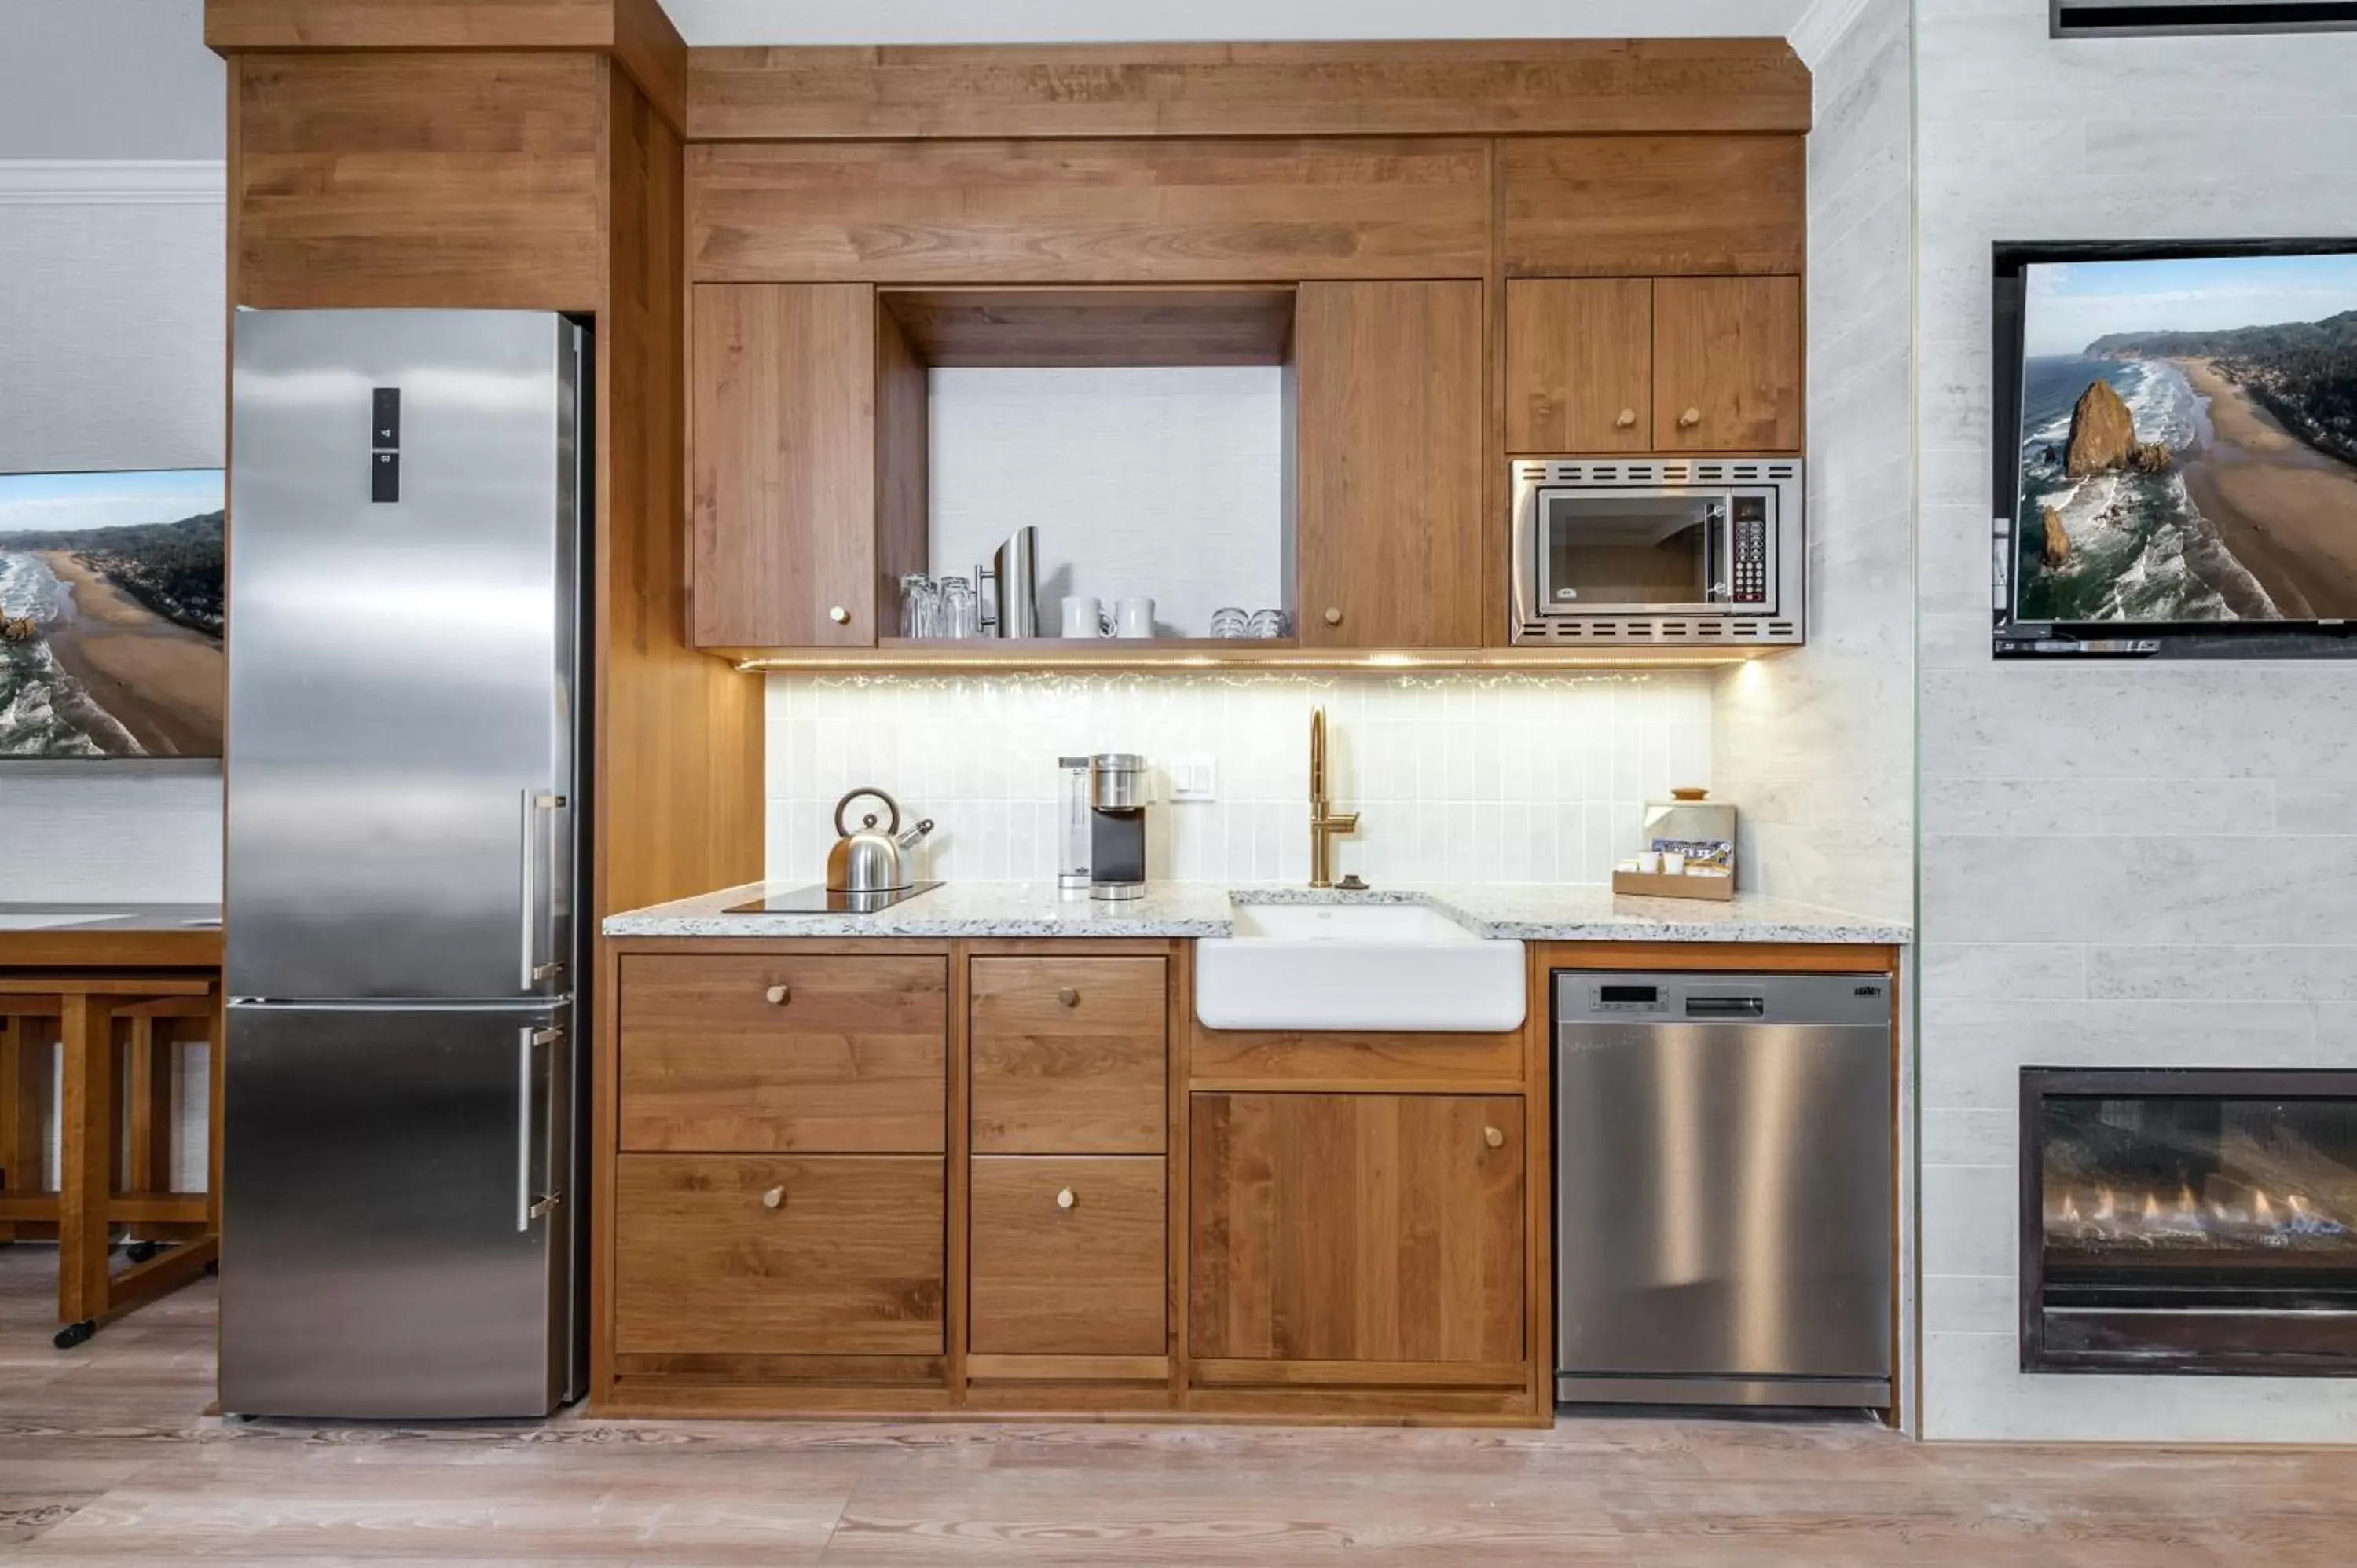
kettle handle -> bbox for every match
[833,786,902,840]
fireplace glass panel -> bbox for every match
[2023,1069,2357,1376]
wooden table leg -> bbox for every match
[58,993,119,1328]
[0,1017,19,1245]
[126,1016,176,1232]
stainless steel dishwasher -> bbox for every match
[1555,970,1893,1408]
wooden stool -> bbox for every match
[0,973,223,1347]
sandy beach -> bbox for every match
[35,550,223,756]
[2179,358,2357,620]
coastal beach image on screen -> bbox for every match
[0,469,225,757]
[2014,253,2357,624]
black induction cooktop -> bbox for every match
[725,881,944,915]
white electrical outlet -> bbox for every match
[1167,757,1218,802]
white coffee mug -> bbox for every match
[1116,597,1156,638]
[1061,595,1105,639]
[1661,851,1688,875]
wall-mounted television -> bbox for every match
[1992,240,2357,658]
[0,468,225,757]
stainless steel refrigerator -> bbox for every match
[222,310,589,1419]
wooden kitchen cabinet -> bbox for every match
[1505,278,1654,453]
[690,282,878,647]
[1651,276,1802,453]
[1295,280,1486,650]
[969,1155,1166,1356]
[618,953,947,1152]
[970,955,1166,1154]
[1189,1092,1525,1369]
[612,1154,946,1355]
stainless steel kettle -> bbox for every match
[826,787,933,893]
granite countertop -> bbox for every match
[603,881,1908,945]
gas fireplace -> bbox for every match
[2022,1068,2357,1376]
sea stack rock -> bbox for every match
[2040,507,2070,569]
[2065,379,2138,475]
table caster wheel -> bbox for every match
[126,1240,160,1264]
[54,1320,97,1350]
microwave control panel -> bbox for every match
[1732,497,1771,604]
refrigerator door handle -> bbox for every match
[518,1025,560,1230]
[518,789,567,991]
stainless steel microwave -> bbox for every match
[1510,458,1805,647]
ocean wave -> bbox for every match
[0,551,143,756]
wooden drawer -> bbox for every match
[613,1154,944,1355]
[970,956,1166,1154]
[618,954,946,1152]
[970,1155,1165,1357]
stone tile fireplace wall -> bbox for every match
[1915,0,2357,1440]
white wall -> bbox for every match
[0,2,227,904]
[0,163,227,903]
[927,368,1285,639]
[764,672,1715,887]
[1915,0,2357,1442]
[1713,0,1915,924]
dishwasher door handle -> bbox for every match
[1684,995,1767,1017]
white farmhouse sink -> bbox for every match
[1195,902,1526,1033]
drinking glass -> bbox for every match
[937,575,979,639]
[898,573,939,639]
[1247,609,1290,639]
[1209,606,1249,638]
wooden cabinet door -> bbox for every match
[1189,1093,1523,1367]
[970,1156,1166,1356]
[618,954,947,1153]
[970,956,1166,1154]
[690,282,877,647]
[613,1154,945,1354]
[1651,276,1802,454]
[1505,278,1652,453]
[1295,280,1485,649]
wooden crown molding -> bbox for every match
[203,0,687,128]
[685,37,1813,142]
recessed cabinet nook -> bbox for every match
[204,3,1842,1429]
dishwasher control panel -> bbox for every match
[1560,971,1888,1028]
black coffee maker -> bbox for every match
[1087,753,1146,901]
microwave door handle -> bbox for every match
[1703,500,1728,604]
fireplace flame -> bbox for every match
[2255,1190,2275,1225]
[2095,1186,2117,1223]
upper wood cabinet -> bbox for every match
[690,283,880,648]
[1295,280,1485,649]
[1500,135,1805,278]
[1654,276,1803,454]
[1506,278,1654,454]
[1189,1092,1525,1366]
[687,140,1490,285]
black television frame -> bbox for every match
[0,463,227,764]
[1991,238,2357,660]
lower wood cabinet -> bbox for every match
[1189,1092,1525,1368]
[969,1155,1166,1356]
[970,955,1167,1154]
[612,1154,945,1355]
[618,954,947,1153]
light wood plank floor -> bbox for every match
[5,1246,2357,1564]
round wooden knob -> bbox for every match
[1056,1188,1076,1211]
[1323,606,1343,626]
[828,605,850,625]
[1615,408,1637,429]
[764,984,790,1006]
[1678,407,1702,429]
[761,1185,786,1210]
[1483,1126,1505,1149]
[1058,987,1079,1008]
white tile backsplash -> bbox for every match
[762,670,1714,887]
